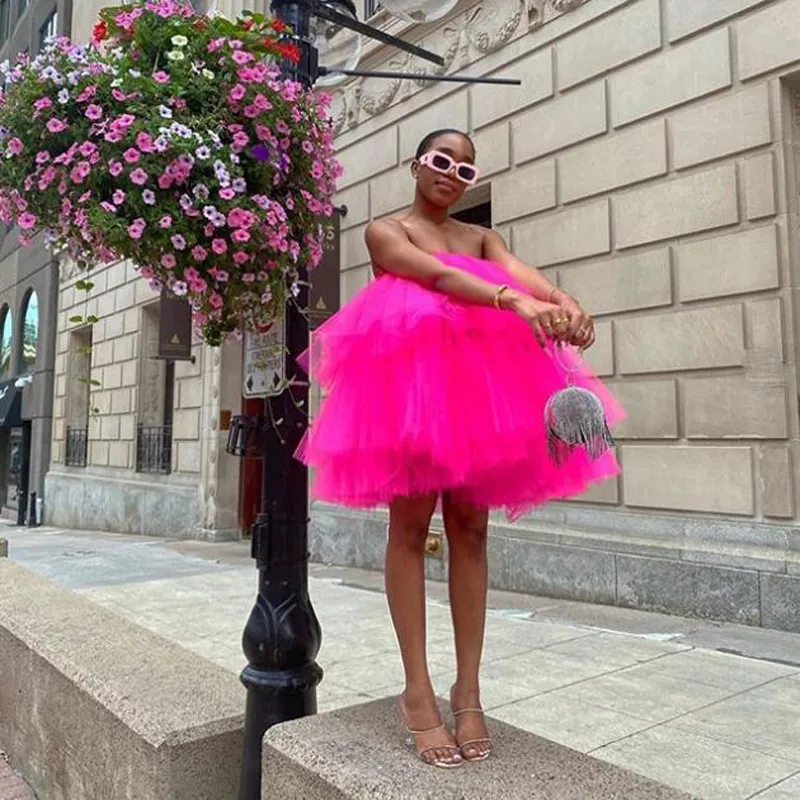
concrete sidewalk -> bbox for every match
[0,752,34,800]
[3,523,800,799]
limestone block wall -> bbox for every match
[328,0,800,525]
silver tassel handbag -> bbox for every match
[544,346,614,466]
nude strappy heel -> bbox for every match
[397,695,464,769]
[449,687,493,762]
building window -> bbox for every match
[0,305,11,377]
[38,9,57,50]
[19,289,38,372]
[452,200,492,229]
[65,426,88,467]
[137,303,174,474]
[65,327,91,467]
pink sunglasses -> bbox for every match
[418,150,480,186]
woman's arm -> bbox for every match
[365,220,568,345]
[482,229,595,349]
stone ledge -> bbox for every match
[311,506,800,633]
[262,697,693,799]
[0,560,244,800]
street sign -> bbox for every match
[158,291,193,360]
[309,213,341,330]
[243,311,286,398]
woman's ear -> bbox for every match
[410,160,420,179]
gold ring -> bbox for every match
[556,317,568,324]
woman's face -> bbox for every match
[413,133,476,209]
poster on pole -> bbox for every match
[309,212,341,330]
[243,309,286,398]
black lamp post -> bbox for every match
[228,3,521,798]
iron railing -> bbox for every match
[364,0,379,17]
[136,424,172,475]
[65,426,88,467]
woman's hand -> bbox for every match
[560,300,595,350]
[504,293,573,346]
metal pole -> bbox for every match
[237,3,322,799]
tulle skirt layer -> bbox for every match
[296,252,623,520]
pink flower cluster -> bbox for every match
[0,1,340,344]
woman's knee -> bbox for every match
[443,498,488,550]
[389,495,436,549]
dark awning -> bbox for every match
[0,379,22,428]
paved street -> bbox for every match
[4,523,800,799]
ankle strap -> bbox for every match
[407,721,446,736]
[453,707,484,716]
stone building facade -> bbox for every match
[44,0,245,539]
[310,0,800,630]
[0,0,72,524]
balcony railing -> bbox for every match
[364,0,380,18]
[65,426,88,467]
[136,424,172,475]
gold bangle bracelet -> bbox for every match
[494,284,510,310]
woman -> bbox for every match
[298,129,621,768]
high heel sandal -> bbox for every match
[449,688,493,763]
[397,695,464,769]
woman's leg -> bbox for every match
[387,493,461,765]
[442,493,492,759]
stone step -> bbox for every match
[262,697,696,799]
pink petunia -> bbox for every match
[153,70,171,84]
[113,189,126,205]
[85,104,103,120]
[209,293,224,309]
[159,215,173,229]
[18,212,37,230]
[128,218,146,239]
[76,85,97,103]
[229,84,246,102]
[171,234,186,250]
[35,150,50,164]
[123,148,140,164]
[191,245,207,262]
[161,253,177,269]
[242,272,255,282]
[34,97,53,112]
[234,252,251,265]
[232,51,254,65]
[211,238,227,255]
[231,229,251,244]
[130,168,148,185]
[136,132,155,153]
[219,188,235,200]
[7,138,23,155]
[109,160,124,177]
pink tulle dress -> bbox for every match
[296,252,623,520]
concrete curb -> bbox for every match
[0,560,244,799]
[262,697,696,799]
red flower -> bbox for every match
[271,19,287,33]
[277,43,302,63]
[194,18,207,30]
[92,20,108,45]
[242,19,255,31]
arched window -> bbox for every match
[0,304,11,376]
[20,290,38,372]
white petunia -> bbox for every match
[171,35,189,47]
[202,69,215,80]
[166,51,185,62]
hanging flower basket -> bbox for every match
[0,0,341,346]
